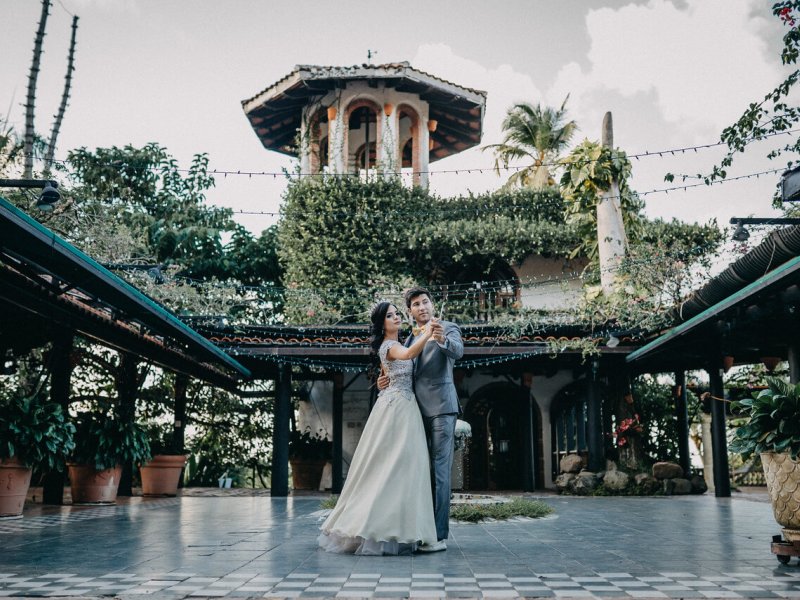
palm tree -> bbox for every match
[483,97,577,190]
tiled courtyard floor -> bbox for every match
[1,489,797,599]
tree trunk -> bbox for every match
[24,0,51,178]
[44,15,78,176]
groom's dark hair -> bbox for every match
[404,286,432,308]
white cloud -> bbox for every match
[410,43,545,195]
[550,0,782,138]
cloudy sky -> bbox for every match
[1,0,792,242]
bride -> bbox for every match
[318,301,438,555]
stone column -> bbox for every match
[332,372,344,493]
[701,413,714,492]
[586,359,605,472]
[708,362,731,497]
[380,103,398,177]
[271,364,292,497]
[418,120,432,190]
[674,371,691,476]
[789,345,800,383]
[42,331,74,505]
[117,353,139,497]
[521,373,535,491]
[597,112,627,294]
[327,106,346,175]
[299,107,311,176]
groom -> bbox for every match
[378,286,463,552]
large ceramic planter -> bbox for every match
[762,452,800,535]
[140,454,187,496]
[290,458,326,490]
[0,457,33,518]
[68,464,122,504]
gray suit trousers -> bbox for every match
[424,412,457,541]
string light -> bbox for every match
[228,346,564,373]
[219,167,787,218]
[24,128,799,180]
[112,236,725,298]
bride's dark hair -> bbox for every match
[369,301,393,354]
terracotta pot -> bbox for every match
[762,452,800,530]
[0,457,33,518]
[140,455,187,496]
[290,458,326,490]
[68,464,122,504]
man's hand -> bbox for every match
[377,374,390,390]
[430,319,446,344]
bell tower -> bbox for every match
[242,62,486,189]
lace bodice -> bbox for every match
[378,340,414,394]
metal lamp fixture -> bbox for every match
[0,178,61,212]
[36,181,61,212]
[729,217,800,242]
[731,221,750,242]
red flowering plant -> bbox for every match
[615,414,644,448]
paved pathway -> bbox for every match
[1,492,796,598]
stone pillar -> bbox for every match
[117,353,139,497]
[674,371,691,476]
[380,104,398,177]
[42,332,74,505]
[418,120,432,190]
[299,108,311,176]
[586,359,605,472]
[173,374,188,453]
[789,345,800,383]
[327,105,346,175]
[521,373,535,491]
[708,363,731,497]
[701,413,714,492]
[597,112,627,294]
[332,372,344,493]
[271,364,292,497]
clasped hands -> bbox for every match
[376,319,444,390]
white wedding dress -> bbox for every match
[318,339,437,555]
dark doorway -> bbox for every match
[463,382,532,490]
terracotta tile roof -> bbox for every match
[241,62,487,108]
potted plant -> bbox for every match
[139,423,186,496]
[730,377,800,534]
[0,393,75,517]
[69,411,150,504]
[289,427,332,490]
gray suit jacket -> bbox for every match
[406,320,464,418]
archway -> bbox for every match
[463,381,533,490]
[344,100,382,177]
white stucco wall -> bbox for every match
[512,255,588,311]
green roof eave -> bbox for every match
[626,254,800,365]
[0,196,251,379]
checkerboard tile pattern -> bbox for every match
[0,498,179,534]
[2,571,800,598]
